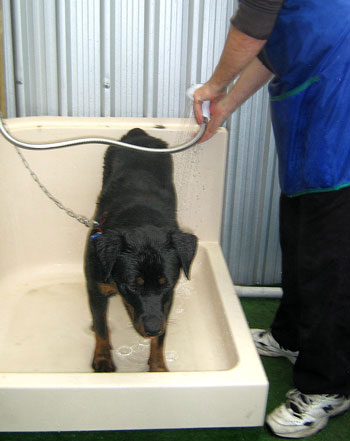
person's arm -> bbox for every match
[196,57,273,142]
[193,26,266,125]
[193,0,285,141]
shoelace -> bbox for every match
[287,391,315,417]
[287,390,341,418]
[258,331,294,353]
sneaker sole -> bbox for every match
[266,415,328,439]
[266,400,350,439]
[256,347,297,364]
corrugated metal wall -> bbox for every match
[1,0,281,286]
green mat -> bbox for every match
[1,298,349,441]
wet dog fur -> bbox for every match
[84,128,197,372]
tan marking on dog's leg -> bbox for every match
[148,335,168,372]
[97,281,118,296]
[93,327,116,372]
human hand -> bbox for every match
[193,83,229,142]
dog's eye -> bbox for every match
[158,277,172,289]
[127,277,144,292]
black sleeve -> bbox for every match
[231,0,285,40]
[258,50,275,73]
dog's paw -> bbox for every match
[92,354,116,372]
[148,362,169,372]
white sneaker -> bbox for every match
[267,388,350,438]
[251,329,299,364]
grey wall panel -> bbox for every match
[222,87,281,285]
[2,0,15,117]
[11,0,59,116]
[1,0,281,286]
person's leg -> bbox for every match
[252,193,300,363]
[293,188,350,394]
[267,188,350,438]
[270,193,301,352]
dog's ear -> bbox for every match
[93,231,123,282]
[170,231,198,279]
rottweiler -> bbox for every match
[84,128,197,372]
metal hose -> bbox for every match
[0,115,207,153]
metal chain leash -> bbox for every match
[14,145,98,228]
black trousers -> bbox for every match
[271,188,350,395]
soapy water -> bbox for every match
[113,339,151,372]
[172,277,196,314]
[114,339,179,372]
[112,278,195,372]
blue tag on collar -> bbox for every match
[90,231,103,241]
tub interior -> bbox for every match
[0,117,234,374]
[0,245,237,373]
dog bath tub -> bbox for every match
[0,117,268,431]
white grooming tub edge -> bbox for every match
[0,117,268,431]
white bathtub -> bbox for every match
[0,117,268,431]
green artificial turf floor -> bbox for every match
[1,298,349,441]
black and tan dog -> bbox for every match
[84,128,197,372]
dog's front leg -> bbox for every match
[148,333,168,372]
[89,294,116,372]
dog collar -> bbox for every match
[90,211,108,241]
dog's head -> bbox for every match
[93,227,197,338]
